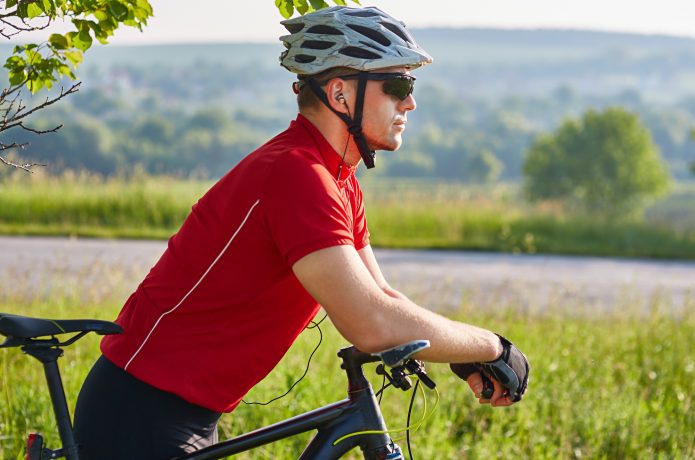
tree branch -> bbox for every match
[0,82,80,171]
[0,82,80,133]
[0,154,46,173]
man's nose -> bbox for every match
[400,94,416,111]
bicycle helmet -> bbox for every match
[279,6,433,169]
[279,6,432,75]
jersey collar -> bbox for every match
[295,114,358,182]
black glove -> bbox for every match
[450,334,529,402]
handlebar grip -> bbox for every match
[418,372,436,390]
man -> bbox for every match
[73,6,529,459]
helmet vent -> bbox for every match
[345,10,380,17]
[339,47,380,59]
[347,24,391,47]
[306,25,343,35]
[284,23,305,34]
[301,40,335,50]
[294,54,317,63]
[380,21,413,44]
[359,40,386,53]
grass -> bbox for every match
[1,277,694,459]
[2,173,695,259]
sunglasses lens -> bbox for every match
[383,77,414,100]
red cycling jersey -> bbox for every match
[101,114,370,413]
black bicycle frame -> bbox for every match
[178,346,402,460]
[1,313,427,460]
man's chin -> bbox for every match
[368,137,402,152]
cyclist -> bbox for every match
[73,6,529,459]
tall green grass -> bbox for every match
[1,288,694,459]
[2,172,695,258]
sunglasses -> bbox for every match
[339,72,416,101]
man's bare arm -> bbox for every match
[292,245,502,363]
[357,245,408,299]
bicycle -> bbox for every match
[0,312,441,460]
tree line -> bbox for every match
[3,59,694,185]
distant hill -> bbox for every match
[3,27,695,100]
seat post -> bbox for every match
[23,346,80,460]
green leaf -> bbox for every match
[8,69,26,86]
[295,0,309,15]
[136,0,153,15]
[108,1,129,20]
[57,64,75,79]
[275,0,294,19]
[94,9,109,21]
[6,0,18,8]
[49,33,69,50]
[332,0,347,5]
[72,29,93,51]
[63,50,84,66]
[24,49,41,64]
[4,55,25,69]
[40,0,55,15]
[308,0,328,10]
[26,2,43,18]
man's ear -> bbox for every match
[325,78,351,115]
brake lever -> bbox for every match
[404,360,436,389]
[376,363,412,391]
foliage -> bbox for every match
[0,0,357,171]
[463,148,503,183]
[275,0,360,19]
[523,107,672,220]
[0,0,153,171]
[2,175,695,259]
[1,0,153,93]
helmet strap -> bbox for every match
[307,73,376,169]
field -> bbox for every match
[1,276,693,459]
[2,173,695,259]
[1,174,695,458]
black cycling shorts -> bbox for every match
[73,355,221,460]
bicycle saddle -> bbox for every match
[0,313,122,341]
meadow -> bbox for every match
[2,172,695,259]
[0,272,693,459]
[1,173,695,458]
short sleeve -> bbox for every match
[262,152,356,266]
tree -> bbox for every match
[523,107,671,220]
[274,0,358,18]
[1,0,153,170]
[464,149,503,184]
[0,0,357,171]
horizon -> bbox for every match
[7,0,695,45]
[7,25,695,49]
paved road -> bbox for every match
[1,236,693,313]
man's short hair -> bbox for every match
[296,67,355,112]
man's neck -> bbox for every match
[300,110,362,167]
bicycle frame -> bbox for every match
[1,313,431,460]
[178,347,401,460]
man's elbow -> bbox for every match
[339,317,399,354]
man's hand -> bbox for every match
[450,334,529,406]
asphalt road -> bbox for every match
[1,236,693,313]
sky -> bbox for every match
[14,0,695,45]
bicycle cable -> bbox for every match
[376,373,389,404]
[406,379,420,460]
[332,374,440,447]
[241,312,328,406]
